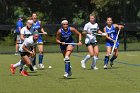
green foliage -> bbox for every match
[137,10,140,18]
[72,10,85,25]
[14,6,24,18]
[0,33,14,46]
[0,0,139,24]
[36,11,47,25]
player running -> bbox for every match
[103,17,124,69]
[56,18,82,78]
[31,13,47,70]
[80,14,106,70]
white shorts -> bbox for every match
[85,37,97,44]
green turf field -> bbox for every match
[0,42,140,53]
[0,51,140,93]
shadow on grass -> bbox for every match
[59,77,77,80]
[29,74,42,76]
[107,66,120,69]
[86,66,120,70]
[28,71,37,73]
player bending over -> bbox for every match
[10,20,35,75]
[18,31,39,76]
[103,17,124,69]
[56,18,82,78]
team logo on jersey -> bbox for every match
[90,28,97,32]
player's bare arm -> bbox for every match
[56,29,63,44]
[104,27,113,41]
[114,24,124,30]
[70,27,82,45]
[39,21,47,34]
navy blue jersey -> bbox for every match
[32,20,41,32]
[106,24,118,42]
[60,27,74,43]
[32,20,43,42]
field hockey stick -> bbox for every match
[64,43,79,45]
[43,41,79,45]
[39,33,47,35]
[110,29,121,56]
[94,33,107,36]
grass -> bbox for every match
[0,51,140,93]
[0,42,140,53]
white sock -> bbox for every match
[64,56,70,62]
[22,65,28,71]
[82,54,90,63]
[91,56,98,67]
[13,60,21,68]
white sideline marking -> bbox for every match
[126,54,138,57]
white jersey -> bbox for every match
[18,26,32,47]
[19,36,36,52]
[20,26,32,37]
[84,22,99,44]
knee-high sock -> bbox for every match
[22,65,28,71]
[91,56,98,67]
[110,55,117,62]
[20,60,25,71]
[83,54,90,63]
[13,60,22,68]
[28,64,34,71]
[39,54,43,64]
[32,56,36,66]
[104,56,109,65]
[64,56,70,73]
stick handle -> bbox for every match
[110,30,120,56]
[64,43,78,45]
[93,33,107,36]
[39,33,47,35]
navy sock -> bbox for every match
[65,63,70,73]
[29,64,34,71]
[110,55,117,62]
[32,57,36,66]
[39,54,43,64]
[104,56,109,65]
[68,62,71,72]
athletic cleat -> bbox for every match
[81,60,86,69]
[91,66,99,70]
[104,64,108,69]
[38,64,45,69]
[33,65,38,71]
[110,61,114,67]
[64,72,68,78]
[10,64,16,74]
[93,66,99,70]
[20,70,29,76]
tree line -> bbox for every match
[0,0,139,25]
